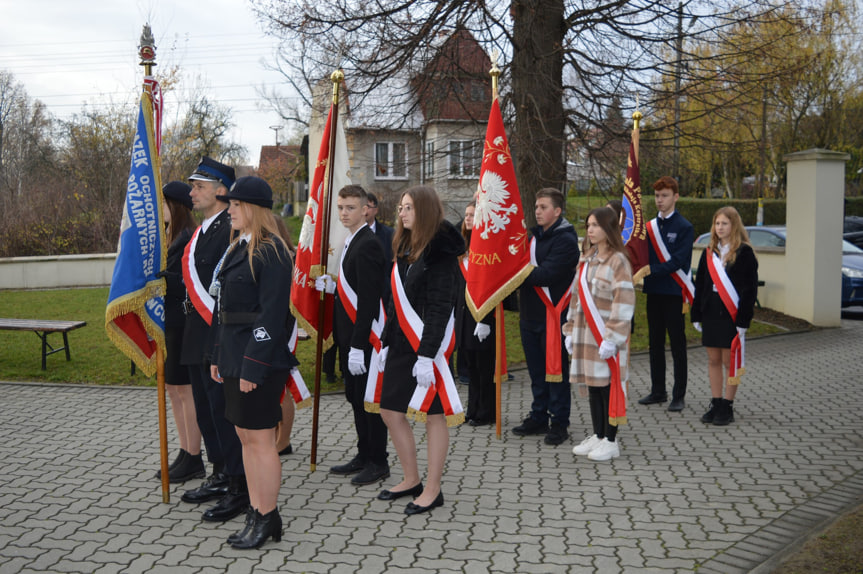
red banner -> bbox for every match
[465,98,533,322]
[622,128,648,274]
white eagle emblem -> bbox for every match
[297,198,319,252]
[475,171,519,240]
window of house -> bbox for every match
[448,140,482,178]
[424,141,434,179]
[375,142,408,179]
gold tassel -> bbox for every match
[294,397,313,410]
[363,401,381,414]
[608,415,628,426]
[446,413,466,427]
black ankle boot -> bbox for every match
[713,399,734,426]
[700,398,722,424]
[169,452,205,483]
[227,506,255,545]
[155,449,186,480]
[230,508,282,549]
[202,476,250,522]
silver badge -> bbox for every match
[253,327,271,341]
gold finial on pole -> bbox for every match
[489,49,501,100]
[331,69,344,104]
[139,24,156,76]
[632,110,643,131]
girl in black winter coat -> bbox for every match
[375,186,465,516]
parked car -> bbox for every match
[694,226,863,308]
[843,216,863,250]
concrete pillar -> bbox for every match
[783,148,849,326]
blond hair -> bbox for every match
[229,202,291,278]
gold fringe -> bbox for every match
[364,401,381,414]
[632,265,651,285]
[294,397,313,410]
[682,302,690,314]
[608,415,628,426]
[446,412,465,427]
[465,262,535,322]
[289,301,333,352]
[406,408,427,424]
[547,373,563,383]
[105,281,167,378]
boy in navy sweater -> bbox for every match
[638,176,694,412]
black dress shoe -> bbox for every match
[278,444,293,456]
[468,419,494,427]
[351,462,391,486]
[405,492,444,515]
[378,483,423,501]
[330,456,365,475]
[169,452,206,483]
[637,393,668,405]
[202,476,250,522]
[181,472,229,504]
[667,398,685,412]
[155,449,186,480]
[511,416,548,436]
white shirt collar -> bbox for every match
[201,209,225,233]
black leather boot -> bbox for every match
[713,399,734,426]
[154,449,186,480]
[181,466,229,504]
[700,398,722,424]
[202,475,250,522]
[227,506,255,544]
[230,508,282,549]
[169,452,205,483]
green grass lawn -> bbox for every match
[0,286,784,386]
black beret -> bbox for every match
[217,176,274,209]
[162,181,192,210]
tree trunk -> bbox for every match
[511,0,566,228]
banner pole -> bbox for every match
[309,70,344,472]
[494,303,503,439]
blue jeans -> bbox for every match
[520,320,571,428]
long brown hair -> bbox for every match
[229,202,291,278]
[708,206,750,266]
[461,201,476,243]
[165,198,196,244]
[582,207,626,256]
[393,186,444,263]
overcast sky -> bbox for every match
[0,0,296,167]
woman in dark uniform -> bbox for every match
[691,206,758,427]
[158,181,204,482]
[376,186,465,515]
[208,176,297,549]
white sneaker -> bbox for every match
[572,434,602,456]
[587,438,620,461]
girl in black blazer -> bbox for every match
[691,207,758,426]
[209,177,297,549]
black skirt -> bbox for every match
[223,369,290,430]
[701,291,738,349]
[164,327,190,386]
[380,347,444,415]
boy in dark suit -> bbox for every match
[366,192,394,263]
[318,185,391,485]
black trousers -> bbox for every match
[341,356,388,466]
[646,293,688,400]
[187,362,245,477]
[465,347,495,423]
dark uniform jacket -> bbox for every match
[164,227,193,332]
[455,230,495,352]
[373,219,395,263]
[690,244,759,329]
[212,237,299,384]
[382,220,466,358]
[333,225,387,357]
[519,217,580,324]
[643,211,694,297]
[181,210,231,366]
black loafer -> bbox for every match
[637,393,668,405]
[351,463,390,486]
[202,490,250,522]
[278,444,293,456]
[405,492,444,515]
[181,472,229,504]
[378,483,423,501]
[330,456,365,475]
[667,398,685,412]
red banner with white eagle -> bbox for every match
[465,97,533,322]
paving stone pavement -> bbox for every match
[1,319,862,574]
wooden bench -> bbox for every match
[0,319,87,370]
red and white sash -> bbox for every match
[281,321,312,408]
[646,218,695,305]
[181,226,215,325]
[388,263,464,426]
[706,250,746,384]
[530,238,572,382]
[578,262,627,425]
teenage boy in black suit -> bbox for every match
[365,192,394,263]
[179,157,248,522]
[318,185,391,485]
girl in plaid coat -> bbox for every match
[563,207,635,461]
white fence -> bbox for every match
[0,253,116,290]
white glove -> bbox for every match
[377,347,389,372]
[598,340,617,360]
[737,326,747,337]
[314,274,336,294]
[412,356,435,388]
[474,323,491,342]
[564,335,573,355]
[347,347,367,376]
[693,322,702,333]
